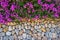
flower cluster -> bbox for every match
[0,0,60,24]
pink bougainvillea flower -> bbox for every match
[45,0,51,2]
[24,4,27,8]
[57,6,60,13]
[29,3,33,8]
[42,3,49,10]
[7,18,12,22]
[32,9,35,13]
[52,7,57,12]
[1,2,8,8]
[27,9,30,13]
[37,0,41,4]
[54,13,59,18]
[42,15,47,18]
[49,3,55,9]
[34,15,39,19]
[26,2,30,5]
[10,4,16,11]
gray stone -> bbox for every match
[0,28,3,32]
[9,36,14,40]
[34,25,39,29]
[0,37,4,40]
[6,31,12,36]
[18,36,23,40]
[25,29,30,34]
[47,38,52,40]
[3,36,9,40]
[26,34,32,39]
[50,28,55,33]
[42,36,47,40]
[32,37,36,40]
[48,32,52,38]
[15,29,19,35]
[0,32,5,36]
[22,33,27,38]
[8,26,13,31]
[2,25,6,28]
[19,25,22,30]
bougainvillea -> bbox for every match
[0,0,60,24]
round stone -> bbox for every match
[0,28,3,32]
[52,24,56,28]
[18,25,22,30]
[45,24,48,28]
[41,32,45,37]
[48,32,52,38]
[15,29,19,35]
[47,38,52,40]
[0,32,5,36]
[24,22,27,26]
[46,28,50,32]
[3,27,8,32]
[50,28,55,33]
[42,36,47,40]
[3,36,9,40]
[27,25,31,29]
[25,29,30,34]
[48,24,52,28]
[39,25,41,28]
[22,33,27,38]
[6,31,12,36]
[27,22,30,25]
[2,25,6,28]
[18,36,23,40]
[33,30,37,34]
[0,37,4,40]
[32,37,36,40]
[34,25,39,29]
[41,28,46,32]
[26,35,32,39]
[8,26,13,31]
[9,36,14,40]
[52,33,57,38]
[11,31,15,35]
[45,32,49,37]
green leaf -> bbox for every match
[42,0,45,2]
[40,11,43,17]
[18,2,24,6]
[43,10,48,15]
[23,8,27,12]
[15,9,20,13]
[48,14,52,18]
[34,3,39,7]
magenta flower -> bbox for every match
[24,4,27,8]
[26,2,30,5]
[32,9,35,13]
[7,18,12,22]
[45,0,51,2]
[27,9,30,13]
[42,3,49,10]
[34,15,39,19]
[1,2,8,8]
[49,3,55,9]
[54,13,59,18]
[42,15,47,18]
[10,4,16,11]
[52,7,57,12]
[57,6,60,13]
[37,0,41,4]
[29,3,33,8]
